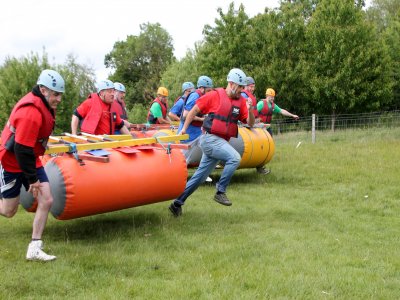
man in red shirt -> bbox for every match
[71,80,130,135]
[0,69,65,261]
[169,68,255,217]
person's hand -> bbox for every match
[246,98,252,110]
[293,114,299,120]
[178,128,186,135]
[28,180,42,198]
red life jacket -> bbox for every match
[0,92,54,159]
[81,93,119,134]
[242,90,258,118]
[147,97,168,124]
[115,99,128,120]
[259,99,275,123]
[183,89,204,127]
[203,88,243,141]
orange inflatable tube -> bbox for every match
[20,147,187,220]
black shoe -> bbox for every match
[256,166,271,175]
[214,193,232,206]
[169,203,182,217]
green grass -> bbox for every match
[1,128,400,299]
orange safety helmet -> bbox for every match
[266,88,275,97]
[157,87,169,97]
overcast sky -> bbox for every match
[0,0,281,80]
[1,0,372,81]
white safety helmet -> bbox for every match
[37,69,65,93]
[96,79,114,93]
[114,82,126,92]
[227,68,247,86]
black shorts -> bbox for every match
[0,164,49,199]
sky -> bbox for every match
[0,0,280,80]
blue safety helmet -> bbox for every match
[114,82,126,92]
[197,76,213,88]
[182,82,195,93]
[37,69,65,93]
[227,68,247,86]
[96,79,114,93]
[246,76,255,85]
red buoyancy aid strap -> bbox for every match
[80,93,102,134]
[259,99,274,123]
[242,90,258,117]
[1,93,54,152]
[147,98,168,124]
[202,88,241,139]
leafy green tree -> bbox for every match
[248,9,277,100]
[127,104,148,124]
[196,3,255,87]
[160,50,199,107]
[54,54,96,133]
[302,0,393,116]
[251,0,313,114]
[104,23,175,107]
[0,52,96,133]
[0,53,48,125]
[383,20,400,109]
[367,0,400,109]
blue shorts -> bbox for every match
[0,165,49,199]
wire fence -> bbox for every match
[272,110,400,136]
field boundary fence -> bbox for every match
[272,110,400,142]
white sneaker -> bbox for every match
[205,176,213,183]
[26,240,56,262]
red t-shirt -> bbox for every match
[196,90,249,123]
[77,98,123,135]
[1,106,43,171]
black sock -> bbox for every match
[216,191,224,195]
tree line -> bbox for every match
[0,0,398,133]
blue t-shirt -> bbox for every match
[178,91,202,143]
[169,97,184,117]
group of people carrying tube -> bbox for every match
[0,67,299,261]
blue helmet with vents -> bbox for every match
[182,82,195,93]
[197,76,213,88]
[246,76,255,85]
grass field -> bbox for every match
[1,128,399,299]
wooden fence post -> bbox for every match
[312,114,316,144]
